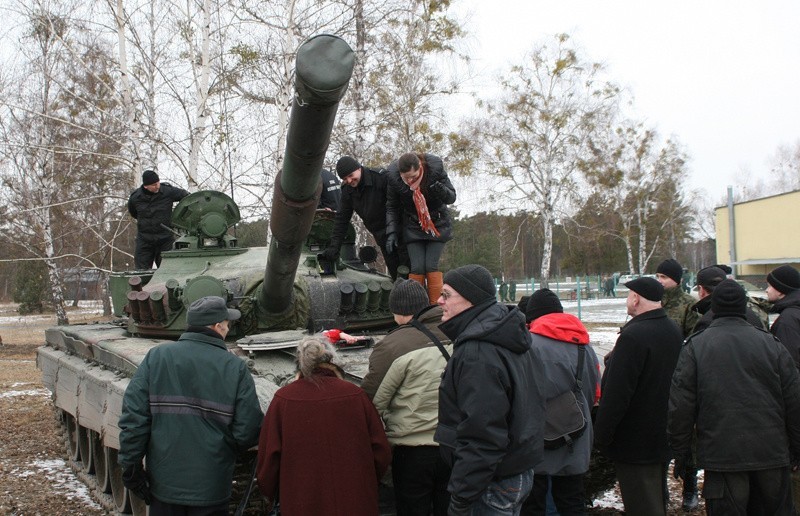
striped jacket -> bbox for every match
[118,330,263,506]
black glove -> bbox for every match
[385,234,399,254]
[448,495,472,516]
[122,463,152,505]
[319,247,339,263]
[673,455,687,480]
[429,180,448,200]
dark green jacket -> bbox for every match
[119,330,263,506]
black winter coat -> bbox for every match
[594,308,682,463]
[669,316,800,471]
[771,290,800,368]
[386,153,456,244]
[329,166,391,249]
[435,301,545,503]
[690,295,766,333]
[127,183,189,241]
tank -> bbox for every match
[36,34,394,515]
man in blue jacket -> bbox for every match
[435,264,545,515]
[119,296,263,515]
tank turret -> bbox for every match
[36,35,396,515]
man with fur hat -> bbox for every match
[669,279,800,514]
[691,266,766,334]
[435,264,545,515]
[319,156,408,280]
[127,169,190,269]
[366,278,452,515]
[521,289,601,515]
[594,277,683,515]
[118,296,263,513]
[656,258,699,338]
[767,265,800,368]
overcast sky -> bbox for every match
[452,0,800,200]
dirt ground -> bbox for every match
[0,303,702,515]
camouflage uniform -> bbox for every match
[662,286,699,338]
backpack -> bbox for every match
[543,345,588,450]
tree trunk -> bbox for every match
[186,0,211,187]
[539,214,553,289]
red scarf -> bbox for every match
[407,167,440,237]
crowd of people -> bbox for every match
[122,161,800,516]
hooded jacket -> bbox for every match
[771,289,800,368]
[529,313,601,476]
[435,301,545,503]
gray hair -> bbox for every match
[296,336,338,379]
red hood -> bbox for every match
[529,312,589,344]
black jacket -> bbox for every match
[435,301,544,503]
[669,316,800,471]
[329,166,391,249]
[690,295,767,333]
[771,290,800,368]
[318,168,341,211]
[386,153,456,243]
[127,183,189,241]
[594,308,682,463]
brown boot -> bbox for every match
[409,273,426,289]
[426,271,443,305]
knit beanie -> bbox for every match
[625,277,664,302]
[142,169,159,186]
[335,156,361,179]
[711,279,747,318]
[526,288,563,323]
[389,278,429,316]
[656,258,683,285]
[696,266,726,290]
[443,265,496,305]
[767,265,800,295]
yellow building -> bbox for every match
[715,189,800,279]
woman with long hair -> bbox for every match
[386,152,456,303]
[256,337,391,515]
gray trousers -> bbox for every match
[614,461,668,516]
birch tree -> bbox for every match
[479,34,619,287]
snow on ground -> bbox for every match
[0,388,49,399]
[0,300,104,324]
[12,459,103,510]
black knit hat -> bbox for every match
[711,279,747,318]
[389,279,429,316]
[142,169,159,186]
[526,288,563,323]
[767,265,800,295]
[443,265,496,305]
[336,156,361,179]
[625,277,664,302]
[696,266,726,289]
[656,258,683,285]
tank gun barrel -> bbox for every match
[261,35,355,315]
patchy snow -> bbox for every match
[0,388,49,399]
[590,486,624,510]
[12,459,102,510]
[0,300,105,324]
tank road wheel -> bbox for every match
[65,413,80,462]
[92,431,111,493]
[77,425,94,473]
[108,447,132,514]
[130,493,149,516]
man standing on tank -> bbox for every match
[118,296,263,515]
[317,167,342,211]
[127,169,189,269]
[319,156,408,280]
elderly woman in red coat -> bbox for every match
[256,337,391,515]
